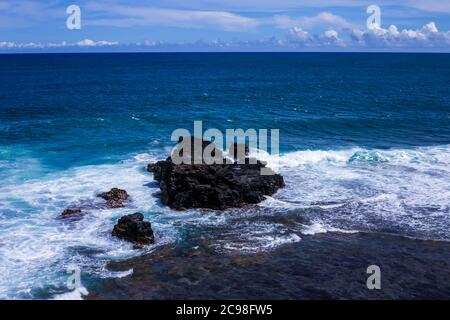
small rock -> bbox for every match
[98,188,129,208]
[61,208,82,216]
[112,212,155,248]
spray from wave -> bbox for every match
[260,145,450,241]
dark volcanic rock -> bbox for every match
[60,208,84,220]
[147,139,284,210]
[98,188,129,208]
[61,208,82,216]
[176,136,223,163]
[112,212,155,248]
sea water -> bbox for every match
[0,53,449,299]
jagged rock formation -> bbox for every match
[97,188,129,208]
[112,212,155,248]
[147,139,284,210]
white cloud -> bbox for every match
[86,6,354,32]
[76,39,119,47]
[287,27,311,43]
[321,29,345,46]
[85,5,259,31]
[270,12,354,30]
[286,27,345,47]
[1,22,449,51]
[281,21,450,49]
[0,39,119,49]
[297,12,353,29]
[324,29,339,38]
[346,21,450,48]
[0,41,17,48]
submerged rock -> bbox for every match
[112,212,155,248]
[61,209,81,216]
[59,189,129,221]
[61,208,82,216]
[147,139,284,210]
[98,188,129,208]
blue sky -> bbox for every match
[1,0,450,52]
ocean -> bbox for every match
[0,53,449,299]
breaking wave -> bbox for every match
[0,144,449,298]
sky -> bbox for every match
[1,0,450,52]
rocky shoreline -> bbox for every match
[58,138,284,248]
[88,231,450,299]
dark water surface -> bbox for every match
[90,232,450,299]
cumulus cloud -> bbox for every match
[282,21,450,49]
[1,22,449,51]
[345,22,450,48]
[286,27,345,47]
[287,27,311,43]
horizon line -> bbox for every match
[1,50,450,55]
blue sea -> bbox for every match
[1,53,450,299]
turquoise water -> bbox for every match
[0,53,449,299]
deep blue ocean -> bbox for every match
[0,53,449,299]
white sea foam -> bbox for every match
[269,145,450,239]
[214,222,302,253]
[252,148,354,168]
[99,268,134,279]
[1,144,450,298]
[0,152,172,299]
[222,233,302,252]
[300,222,359,235]
[52,286,89,300]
